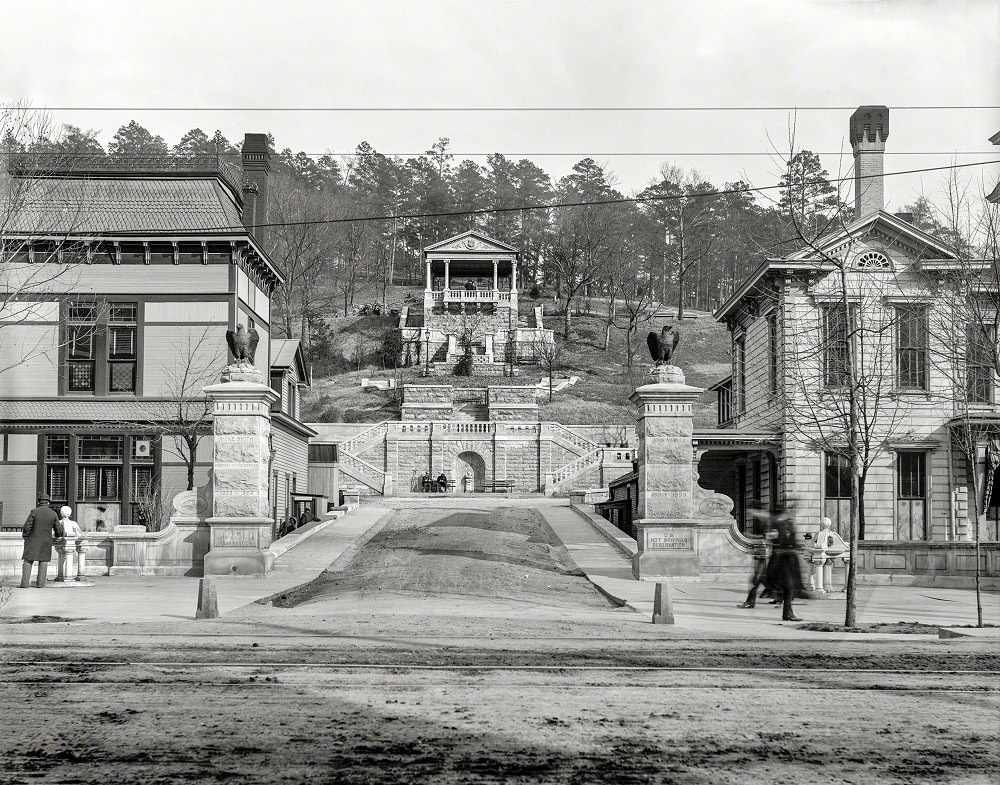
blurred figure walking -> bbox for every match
[739,507,772,608]
[765,509,806,622]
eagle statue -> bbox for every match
[226,324,259,365]
[647,323,680,366]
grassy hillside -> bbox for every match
[302,306,731,428]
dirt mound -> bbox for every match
[271,506,610,609]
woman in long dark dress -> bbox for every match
[764,512,805,621]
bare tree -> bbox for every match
[0,104,89,376]
[612,266,658,387]
[922,173,1000,627]
[770,130,920,627]
[109,327,227,492]
[531,333,564,402]
[130,474,172,533]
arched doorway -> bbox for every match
[454,451,486,493]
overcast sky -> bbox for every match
[3,0,998,211]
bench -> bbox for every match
[483,479,515,493]
[422,478,456,493]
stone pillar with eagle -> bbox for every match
[631,320,754,614]
[200,324,278,576]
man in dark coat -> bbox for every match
[21,493,62,588]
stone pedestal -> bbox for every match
[630,365,704,582]
[202,365,279,576]
[54,539,78,582]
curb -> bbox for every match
[568,504,638,558]
[254,507,396,607]
[267,505,359,558]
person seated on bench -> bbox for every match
[436,472,449,492]
[421,472,431,492]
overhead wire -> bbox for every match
[101,157,1000,235]
[27,105,1000,112]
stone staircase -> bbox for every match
[338,421,391,495]
[452,403,488,421]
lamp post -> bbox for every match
[423,328,430,376]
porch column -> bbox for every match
[510,258,519,315]
[493,260,499,291]
[444,260,450,290]
[425,258,432,291]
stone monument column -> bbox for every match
[630,364,704,583]
[202,363,279,576]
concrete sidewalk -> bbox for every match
[0,505,392,624]
[3,498,997,640]
[540,503,1000,639]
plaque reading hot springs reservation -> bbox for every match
[648,531,693,550]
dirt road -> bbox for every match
[2,501,997,784]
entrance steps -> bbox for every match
[452,403,488,421]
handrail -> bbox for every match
[339,452,387,490]
[548,422,599,453]
[340,421,389,454]
[549,448,601,485]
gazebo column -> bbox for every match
[424,259,433,311]
[510,258,519,314]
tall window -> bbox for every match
[108,303,137,393]
[823,452,851,534]
[967,323,995,404]
[67,303,98,392]
[64,301,138,394]
[896,451,927,540]
[896,306,929,390]
[735,335,746,415]
[45,435,70,507]
[767,311,779,395]
[822,305,850,387]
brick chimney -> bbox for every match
[241,133,271,246]
[850,106,889,219]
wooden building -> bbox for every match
[0,135,314,532]
[705,106,999,581]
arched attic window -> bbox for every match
[854,250,892,270]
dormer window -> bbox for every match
[854,251,891,270]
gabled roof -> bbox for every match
[714,211,959,321]
[424,229,518,254]
[271,339,310,385]
[783,210,958,263]
[3,174,245,236]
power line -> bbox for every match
[104,158,1000,235]
[6,151,996,159]
[28,105,1000,112]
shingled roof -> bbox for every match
[4,175,245,236]
[0,399,202,426]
